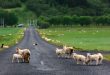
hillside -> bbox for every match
[24,0,110,17]
[0,0,37,26]
[1,0,110,17]
[0,0,110,27]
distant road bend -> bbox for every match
[0,27,110,75]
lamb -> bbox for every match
[86,53,103,65]
[56,48,65,57]
[72,53,86,65]
[63,45,74,56]
[16,47,31,63]
[12,54,24,63]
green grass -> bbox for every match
[104,55,110,61]
[38,27,110,51]
[0,28,24,50]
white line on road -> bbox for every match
[40,61,44,65]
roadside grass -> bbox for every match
[0,28,24,51]
[38,27,110,51]
[104,55,110,61]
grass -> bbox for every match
[38,27,110,51]
[104,55,110,61]
[0,27,24,51]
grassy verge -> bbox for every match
[38,27,110,51]
[0,27,25,51]
[104,55,110,61]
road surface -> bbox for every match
[0,27,110,75]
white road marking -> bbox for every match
[40,61,44,65]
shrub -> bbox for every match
[38,21,50,29]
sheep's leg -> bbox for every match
[61,53,64,57]
[88,60,91,65]
[65,54,67,58]
[83,61,86,65]
[67,54,70,58]
[96,60,99,65]
[27,57,30,63]
[57,53,60,57]
[17,58,19,63]
[12,57,14,63]
[22,58,24,62]
[62,53,66,58]
[76,59,79,64]
[99,59,103,64]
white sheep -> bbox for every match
[63,45,74,56]
[12,54,24,63]
[72,53,86,65]
[16,48,31,63]
[86,53,103,65]
[16,48,31,55]
[56,48,65,57]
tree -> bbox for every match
[79,16,92,26]
[0,9,18,27]
[0,0,21,8]
[37,16,50,29]
[62,16,72,26]
[5,12,18,26]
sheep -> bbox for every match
[16,47,31,55]
[63,45,74,56]
[12,54,24,63]
[72,53,87,65]
[23,52,30,63]
[56,48,65,57]
[16,47,31,63]
[86,53,103,65]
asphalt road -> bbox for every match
[0,27,110,75]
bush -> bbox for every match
[38,21,50,29]
[37,16,50,29]
[0,0,21,8]
[78,16,92,26]
[0,9,18,27]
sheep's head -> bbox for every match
[16,47,20,53]
[56,48,59,50]
[85,58,90,65]
[72,53,77,58]
[73,53,77,55]
[97,53,102,55]
[63,45,67,50]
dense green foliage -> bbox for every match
[22,0,110,28]
[25,0,110,16]
[37,16,50,29]
[0,9,18,27]
[0,0,21,8]
[1,0,110,28]
[48,16,110,26]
